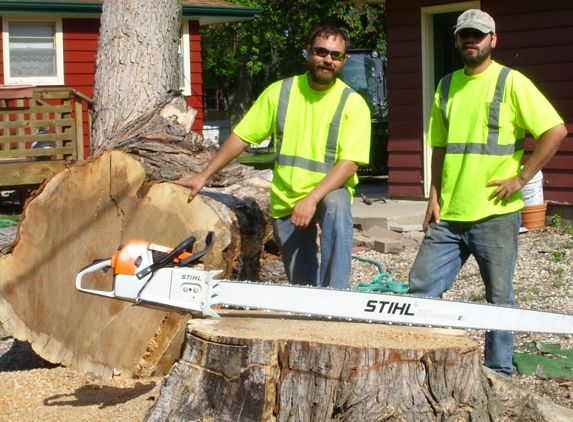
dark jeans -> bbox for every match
[273,188,354,289]
[408,212,521,376]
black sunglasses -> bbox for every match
[457,29,488,39]
[311,46,347,61]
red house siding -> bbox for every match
[1,17,205,157]
[0,20,4,82]
[385,1,426,199]
[63,18,98,97]
[63,18,99,157]
[187,20,203,136]
[386,0,573,204]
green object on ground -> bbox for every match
[513,341,573,378]
[0,219,15,228]
[352,255,409,294]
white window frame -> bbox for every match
[179,19,191,96]
[2,16,65,86]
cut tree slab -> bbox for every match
[144,310,505,422]
[0,150,273,379]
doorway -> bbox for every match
[420,2,480,197]
[433,12,465,89]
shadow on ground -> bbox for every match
[0,337,58,371]
[43,381,157,408]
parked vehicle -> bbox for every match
[340,49,388,176]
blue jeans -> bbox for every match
[273,188,354,289]
[408,212,521,376]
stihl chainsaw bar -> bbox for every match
[76,232,573,335]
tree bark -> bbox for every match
[143,310,505,422]
[226,53,253,129]
[0,149,274,379]
[92,0,182,151]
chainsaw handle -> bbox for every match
[179,231,215,266]
[136,235,197,280]
[76,258,116,298]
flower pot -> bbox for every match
[0,84,35,99]
[521,202,547,230]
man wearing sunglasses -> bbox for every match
[175,26,371,289]
[408,9,566,377]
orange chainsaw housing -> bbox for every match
[110,239,193,276]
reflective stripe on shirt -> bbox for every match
[275,76,354,173]
[440,66,525,156]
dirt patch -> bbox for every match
[0,338,159,422]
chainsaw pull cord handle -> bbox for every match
[136,235,196,280]
[133,233,215,305]
[178,231,215,267]
[134,235,197,305]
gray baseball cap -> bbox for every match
[454,9,495,35]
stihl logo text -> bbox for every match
[181,274,202,281]
[364,300,415,316]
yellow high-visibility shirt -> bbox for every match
[428,61,563,221]
[235,73,371,218]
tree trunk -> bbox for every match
[92,0,182,151]
[143,310,505,422]
[0,149,274,379]
[226,54,253,129]
[0,0,281,379]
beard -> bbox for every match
[458,42,492,68]
[308,60,343,87]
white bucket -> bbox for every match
[521,170,544,206]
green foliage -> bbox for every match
[550,214,562,228]
[0,214,20,222]
[555,268,564,278]
[468,291,485,302]
[551,250,567,263]
[200,0,386,121]
[0,213,20,228]
[237,151,275,170]
[564,223,572,235]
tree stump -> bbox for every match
[0,150,274,379]
[144,310,505,422]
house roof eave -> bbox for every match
[182,5,261,25]
[0,0,261,24]
[0,1,102,17]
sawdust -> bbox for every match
[191,309,475,349]
[1,225,573,420]
[0,338,160,422]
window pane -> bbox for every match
[9,22,57,77]
[204,88,218,110]
[178,53,185,89]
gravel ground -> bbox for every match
[1,224,573,420]
[350,225,573,410]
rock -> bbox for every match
[362,225,404,240]
[356,225,423,254]
[374,239,402,254]
[389,224,424,232]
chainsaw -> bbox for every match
[76,232,573,335]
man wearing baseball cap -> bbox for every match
[409,9,566,377]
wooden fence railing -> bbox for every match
[0,88,93,191]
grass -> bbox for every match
[0,213,20,228]
[551,250,567,263]
[0,214,20,222]
[237,150,275,171]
